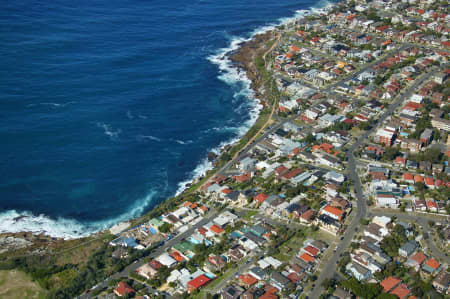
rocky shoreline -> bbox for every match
[229,30,275,108]
[0,29,278,258]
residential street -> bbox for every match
[369,210,450,263]
[78,209,219,298]
[308,64,436,298]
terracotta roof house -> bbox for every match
[380,276,402,293]
[403,173,414,183]
[422,258,442,276]
[303,245,320,257]
[321,205,345,221]
[406,252,427,270]
[187,275,211,292]
[414,175,424,184]
[210,224,225,235]
[114,282,135,297]
[299,253,315,263]
[255,193,269,203]
[239,274,258,286]
[390,283,411,299]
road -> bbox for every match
[78,209,219,298]
[308,65,436,298]
[369,210,450,263]
[206,252,264,294]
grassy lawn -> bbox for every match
[243,210,258,221]
[0,270,47,299]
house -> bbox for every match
[255,193,268,203]
[433,272,450,294]
[434,72,447,84]
[403,172,414,184]
[422,258,442,276]
[372,216,391,229]
[320,205,345,221]
[432,117,450,132]
[346,262,371,281]
[157,253,177,267]
[364,223,389,242]
[375,193,399,208]
[239,157,257,172]
[420,128,433,145]
[114,282,135,297]
[270,272,291,291]
[239,274,258,287]
[405,252,427,271]
[222,284,245,299]
[374,128,396,147]
[187,275,211,293]
[380,276,402,293]
[395,156,406,167]
[136,260,163,279]
[324,170,345,184]
[208,255,226,271]
[390,283,411,299]
[249,267,267,281]
[399,240,418,258]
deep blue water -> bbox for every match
[0,0,323,237]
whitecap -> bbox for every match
[136,135,162,142]
[97,122,122,140]
[173,139,193,145]
[126,110,134,119]
[175,0,334,196]
[0,189,159,239]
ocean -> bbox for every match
[0,0,328,238]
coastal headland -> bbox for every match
[2,0,449,297]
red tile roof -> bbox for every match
[170,251,185,262]
[380,276,401,293]
[410,252,427,264]
[299,253,315,263]
[210,224,224,234]
[286,272,301,283]
[414,175,424,183]
[149,259,163,270]
[425,258,440,270]
[239,274,258,285]
[255,193,269,203]
[403,173,414,181]
[390,283,410,299]
[187,274,211,290]
[290,45,300,53]
[424,177,434,186]
[322,205,344,218]
[300,209,313,221]
[114,282,135,296]
[303,245,319,257]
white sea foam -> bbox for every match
[175,0,334,196]
[0,189,158,239]
[126,110,134,119]
[3,1,335,238]
[173,139,193,145]
[97,122,122,140]
[27,101,77,108]
[136,135,162,142]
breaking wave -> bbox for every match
[174,0,334,196]
[0,190,158,239]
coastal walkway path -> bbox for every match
[201,33,282,186]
